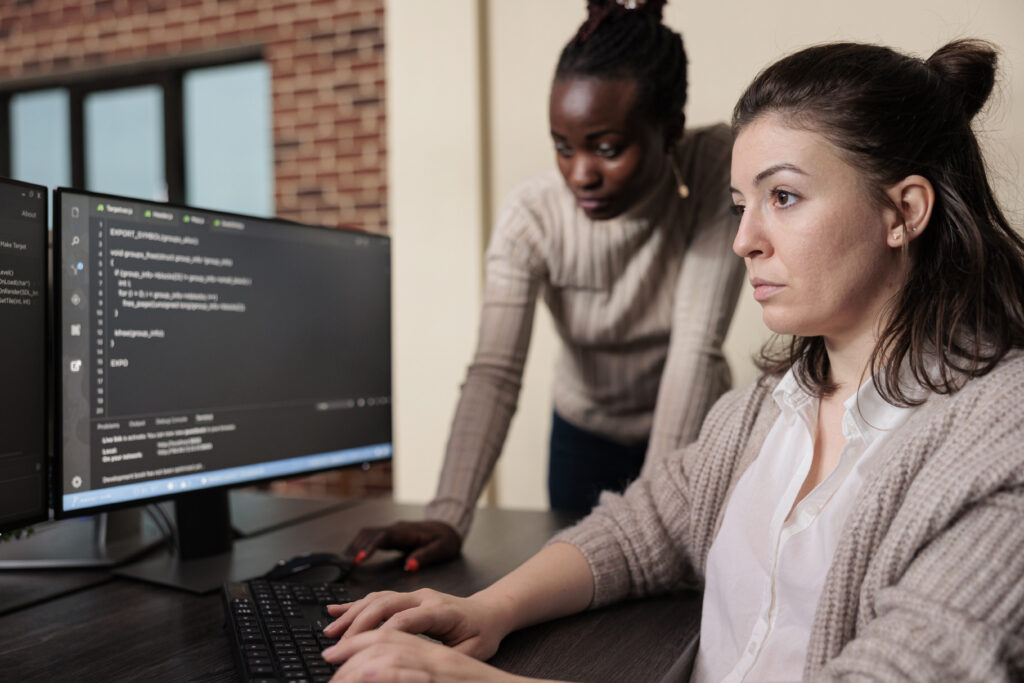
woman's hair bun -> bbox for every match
[925,38,998,120]
[585,0,666,22]
[574,0,667,44]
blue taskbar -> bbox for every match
[62,443,392,511]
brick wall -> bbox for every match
[0,0,393,499]
[0,0,387,232]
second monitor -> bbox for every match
[54,189,392,587]
[0,178,48,536]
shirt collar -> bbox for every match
[771,361,924,447]
[772,368,818,433]
[841,374,905,445]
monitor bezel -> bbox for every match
[52,187,392,520]
[0,176,50,534]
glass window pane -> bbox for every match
[184,61,274,217]
[10,89,71,223]
[85,85,165,201]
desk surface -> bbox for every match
[0,499,700,682]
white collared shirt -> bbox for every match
[692,369,921,683]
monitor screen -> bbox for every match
[54,189,392,517]
[0,178,48,534]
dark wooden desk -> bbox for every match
[0,499,700,682]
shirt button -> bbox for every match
[748,643,757,654]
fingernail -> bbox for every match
[354,550,367,564]
[404,557,419,572]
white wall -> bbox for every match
[387,1,486,504]
[388,0,1024,510]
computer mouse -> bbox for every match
[263,552,353,583]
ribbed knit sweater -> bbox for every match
[427,124,745,537]
[554,352,1024,681]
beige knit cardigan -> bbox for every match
[554,352,1024,681]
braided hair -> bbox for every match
[556,0,687,130]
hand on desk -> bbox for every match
[325,629,534,682]
[322,587,508,661]
[345,520,462,571]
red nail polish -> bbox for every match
[354,550,367,564]
[404,557,419,572]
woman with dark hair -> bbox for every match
[321,37,1024,681]
[346,0,744,569]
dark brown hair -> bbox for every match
[555,0,687,127]
[733,40,1024,405]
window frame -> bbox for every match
[0,47,265,205]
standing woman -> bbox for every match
[348,0,744,568]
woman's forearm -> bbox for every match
[470,541,595,638]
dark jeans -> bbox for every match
[547,411,647,513]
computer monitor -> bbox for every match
[0,178,48,536]
[53,188,392,589]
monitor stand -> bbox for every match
[0,507,164,569]
[115,489,355,594]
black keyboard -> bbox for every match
[223,579,355,682]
